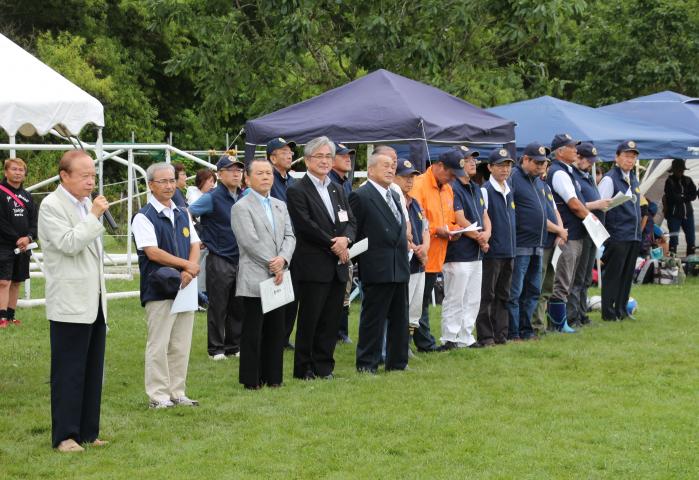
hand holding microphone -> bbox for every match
[91,194,118,230]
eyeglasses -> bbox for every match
[151,178,177,185]
[309,154,334,160]
[220,167,244,173]
[272,151,293,157]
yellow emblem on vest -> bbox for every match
[635,187,640,193]
[480,197,485,206]
[548,193,553,201]
[183,227,190,238]
[511,201,515,209]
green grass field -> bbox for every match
[1,277,698,479]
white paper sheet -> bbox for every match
[170,277,198,314]
[583,213,610,248]
[551,245,563,272]
[348,238,369,259]
[260,270,295,314]
[449,222,481,235]
[603,192,632,211]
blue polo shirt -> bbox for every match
[189,182,240,263]
[445,178,485,262]
[329,169,352,196]
[270,168,295,203]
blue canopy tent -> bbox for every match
[487,95,699,160]
[244,69,515,171]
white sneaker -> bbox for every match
[149,399,175,409]
[172,396,199,407]
[211,353,227,361]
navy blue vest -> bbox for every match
[573,167,605,224]
[510,165,548,249]
[547,160,585,241]
[483,180,516,259]
[329,169,353,197]
[603,166,642,242]
[198,183,240,263]
[270,168,295,203]
[543,183,559,249]
[137,203,192,306]
[446,179,485,262]
[407,198,426,274]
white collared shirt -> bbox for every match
[58,184,91,219]
[481,175,511,210]
[132,196,200,249]
[551,162,579,203]
[306,172,335,221]
[598,169,631,199]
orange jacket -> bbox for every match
[410,167,459,273]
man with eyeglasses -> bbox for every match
[286,136,356,380]
[268,137,300,350]
[132,162,201,409]
[190,155,245,360]
[545,134,594,333]
[507,143,568,341]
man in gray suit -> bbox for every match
[38,150,109,452]
[231,158,295,389]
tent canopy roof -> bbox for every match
[244,69,514,149]
[488,95,699,160]
[0,34,104,137]
[599,90,699,139]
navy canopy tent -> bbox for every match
[487,95,699,160]
[244,69,515,170]
[598,91,699,139]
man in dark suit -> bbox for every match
[349,152,410,373]
[286,136,356,380]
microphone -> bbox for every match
[92,193,118,230]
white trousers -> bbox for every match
[441,261,482,346]
[407,271,426,328]
[144,300,195,402]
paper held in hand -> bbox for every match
[348,238,368,259]
[170,277,199,314]
[603,192,632,211]
[449,222,482,235]
[260,270,295,314]
[583,213,610,248]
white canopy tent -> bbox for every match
[0,33,104,141]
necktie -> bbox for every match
[386,190,401,224]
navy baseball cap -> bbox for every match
[334,142,355,155]
[488,148,515,165]
[551,133,581,151]
[150,267,182,299]
[266,137,297,155]
[437,147,468,177]
[523,142,550,162]
[216,155,244,170]
[576,142,600,162]
[396,158,419,176]
[457,145,480,158]
[616,140,639,155]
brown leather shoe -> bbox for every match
[91,439,109,447]
[56,439,84,453]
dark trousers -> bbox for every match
[601,240,640,320]
[667,215,696,254]
[284,275,300,343]
[50,305,106,448]
[293,281,344,378]
[356,282,409,372]
[476,258,513,345]
[206,253,244,356]
[413,272,437,351]
[239,297,285,387]
[568,234,596,323]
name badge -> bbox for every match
[337,209,349,223]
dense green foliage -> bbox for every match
[2,0,699,149]
[1,277,698,477]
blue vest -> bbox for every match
[407,198,426,273]
[270,168,295,203]
[510,165,548,249]
[573,167,605,224]
[547,160,585,241]
[329,169,353,197]
[483,180,516,259]
[543,183,559,249]
[603,166,642,242]
[198,183,240,263]
[446,179,485,262]
[137,203,192,306]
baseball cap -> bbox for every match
[551,133,581,151]
[334,142,356,155]
[487,148,515,165]
[616,140,639,155]
[396,158,419,176]
[437,147,468,177]
[523,142,550,162]
[216,155,244,170]
[576,142,600,162]
[266,137,297,155]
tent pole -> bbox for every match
[127,145,134,279]
[97,128,104,195]
[9,135,16,158]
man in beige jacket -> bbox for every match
[38,150,109,452]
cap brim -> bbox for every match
[286,141,297,150]
[619,148,639,155]
[470,151,480,158]
[529,155,549,162]
[450,168,467,177]
[490,158,514,165]
[397,169,419,176]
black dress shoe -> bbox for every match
[417,346,438,353]
[357,367,377,375]
[436,341,457,352]
[302,370,316,380]
[320,373,334,380]
[467,342,484,349]
[244,384,261,390]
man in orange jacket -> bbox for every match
[410,147,468,352]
